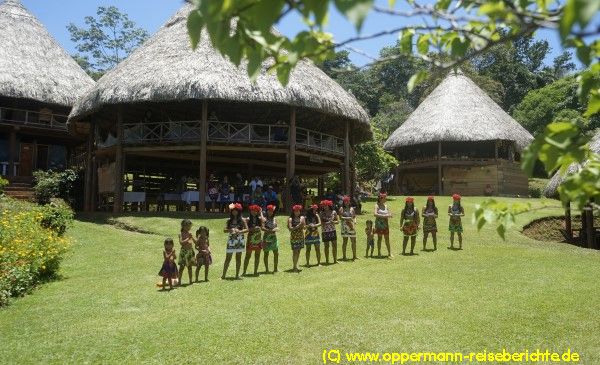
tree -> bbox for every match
[68,6,148,77]
[354,127,398,184]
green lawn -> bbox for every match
[1,196,600,364]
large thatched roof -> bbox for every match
[0,0,94,107]
[384,70,533,151]
[544,130,600,198]
[68,4,370,140]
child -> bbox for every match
[222,203,247,279]
[288,204,305,272]
[400,197,420,255]
[262,204,279,273]
[304,204,322,266]
[195,226,212,282]
[158,238,178,290]
[208,182,219,212]
[365,220,375,258]
[422,196,439,251]
[339,195,357,261]
[319,200,339,264]
[243,204,264,276]
[178,219,196,285]
[448,194,465,249]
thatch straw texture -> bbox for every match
[0,0,94,107]
[384,70,533,151]
[544,130,600,198]
[68,4,370,139]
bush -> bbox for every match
[33,169,78,205]
[0,176,8,195]
[528,186,542,198]
[0,197,72,306]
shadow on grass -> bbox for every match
[447,247,463,251]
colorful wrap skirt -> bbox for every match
[290,229,305,250]
[341,220,356,238]
[449,217,463,233]
[402,220,418,237]
[196,251,213,266]
[423,216,437,233]
[322,230,337,242]
[226,233,246,253]
[305,227,321,245]
[263,232,279,251]
[159,261,178,279]
[178,247,196,266]
[374,217,389,235]
[246,230,263,252]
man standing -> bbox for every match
[249,176,263,193]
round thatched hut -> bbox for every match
[384,70,533,196]
[0,0,94,180]
[68,4,371,213]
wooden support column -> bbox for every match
[565,201,572,241]
[8,128,16,177]
[317,176,324,198]
[286,107,297,211]
[113,107,124,213]
[344,121,351,196]
[437,141,442,195]
[585,203,594,249]
[199,100,208,213]
[84,128,93,212]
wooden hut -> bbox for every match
[384,70,533,196]
[544,131,600,249]
[67,4,371,213]
[0,0,94,182]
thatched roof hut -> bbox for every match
[544,130,600,198]
[0,0,95,107]
[68,4,370,142]
[384,70,533,151]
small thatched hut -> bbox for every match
[0,0,94,179]
[384,70,533,196]
[67,4,370,213]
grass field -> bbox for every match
[1,196,600,364]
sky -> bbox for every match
[21,0,576,68]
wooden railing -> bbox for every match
[0,107,68,130]
[121,120,345,155]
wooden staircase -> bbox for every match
[3,177,35,201]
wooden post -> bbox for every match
[317,176,324,198]
[585,203,594,249]
[437,141,442,195]
[565,201,572,241]
[494,140,499,161]
[113,107,124,213]
[344,120,351,196]
[84,129,93,212]
[8,128,16,177]
[286,107,297,211]
[91,123,99,212]
[199,100,208,213]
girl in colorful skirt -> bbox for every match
[422,196,439,251]
[319,200,339,264]
[288,204,305,272]
[222,203,248,279]
[374,193,393,258]
[365,220,375,258]
[195,226,212,282]
[178,219,196,285]
[304,204,322,266]
[339,196,357,261]
[158,238,178,290]
[243,204,264,276]
[262,204,279,273]
[400,197,420,255]
[448,194,465,249]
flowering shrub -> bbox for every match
[0,197,72,306]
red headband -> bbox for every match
[266,204,276,212]
[320,200,333,207]
[292,204,303,211]
[229,203,243,211]
[405,197,414,203]
[343,196,351,203]
[379,192,387,199]
[452,194,461,201]
[310,204,319,210]
[249,204,261,213]
[427,195,434,201]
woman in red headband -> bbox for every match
[262,204,279,273]
[222,203,248,279]
[374,192,393,258]
[448,194,465,249]
[319,199,339,264]
[422,196,439,251]
[339,195,357,261]
[243,205,264,276]
[288,205,306,272]
[400,197,420,255]
[304,204,322,266]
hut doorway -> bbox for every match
[396,168,439,195]
[19,143,33,176]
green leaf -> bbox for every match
[417,34,430,55]
[585,91,600,117]
[560,0,577,39]
[276,63,292,86]
[435,0,452,11]
[243,0,285,31]
[334,0,374,31]
[407,70,428,93]
[187,10,204,49]
[304,0,330,25]
[399,29,415,53]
